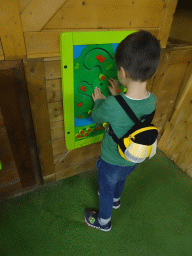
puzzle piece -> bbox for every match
[75,124,96,140]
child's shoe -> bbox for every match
[84,209,112,232]
[98,191,121,209]
[113,200,121,209]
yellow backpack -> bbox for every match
[108,95,158,163]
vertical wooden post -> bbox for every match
[0,68,43,188]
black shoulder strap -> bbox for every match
[114,95,155,124]
[108,94,156,143]
[115,95,140,124]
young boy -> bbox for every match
[84,30,161,232]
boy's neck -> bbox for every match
[124,80,148,99]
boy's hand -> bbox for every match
[108,78,120,96]
[92,87,106,102]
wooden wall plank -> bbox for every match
[56,156,98,180]
[158,74,192,177]
[24,29,159,59]
[50,121,64,141]
[21,0,67,32]
[158,0,179,48]
[52,138,67,157]
[174,61,192,112]
[55,142,101,171]
[46,79,62,103]
[151,48,191,137]
[44,61,61,80]
[0,0,26,60]
[23,58,55,177]
[18,0,33,13]
[48,101,63,123]
[168,49,192,64]
[44,0,164,30]
[0,70,36,188]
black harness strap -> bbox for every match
[108,95,156,144]
[115,95,155,124]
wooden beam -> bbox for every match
[158,73,192,175]
[24,29,159,59]
[158,0,179,48]
[44,0,163,31]
[23,58,55,178]
[21,0,67,32]
[0,0,26,60]
[0,69,36,188]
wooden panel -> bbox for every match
[52,138,67,157]
[0,70,36,188]
[55,142,101,171]
[48,101,63,123]
[0,0,26,60]
[44,60,61,80]
[19,0,35,14]
[50,121,64,141]
[158,0,179,48]
[158,73,192,177]
[44,0,164,30]
[24,29,159,59]
[21,0,67,32]
[168,49,192,64]
[56,156,98,180]
[24,31,62,58]
[152,49,190,137]
[46,79,62,103]
[174,61,192,112]
[23,58,55,177]
[54,154,63,165]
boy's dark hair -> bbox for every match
[114,30,161,82]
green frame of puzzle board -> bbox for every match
[60,30,137,150]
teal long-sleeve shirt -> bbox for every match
[91,92,157,166]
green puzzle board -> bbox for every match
[60,30,137,150]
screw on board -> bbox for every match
[64,65,67,69]
[67,132,70,134]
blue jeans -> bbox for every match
[97,157,139,219]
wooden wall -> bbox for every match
[21,40,192,183]
[0,0,178,61]
[158,72,192,178]
[2,0,192,198]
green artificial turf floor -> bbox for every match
[0,148,192,256]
